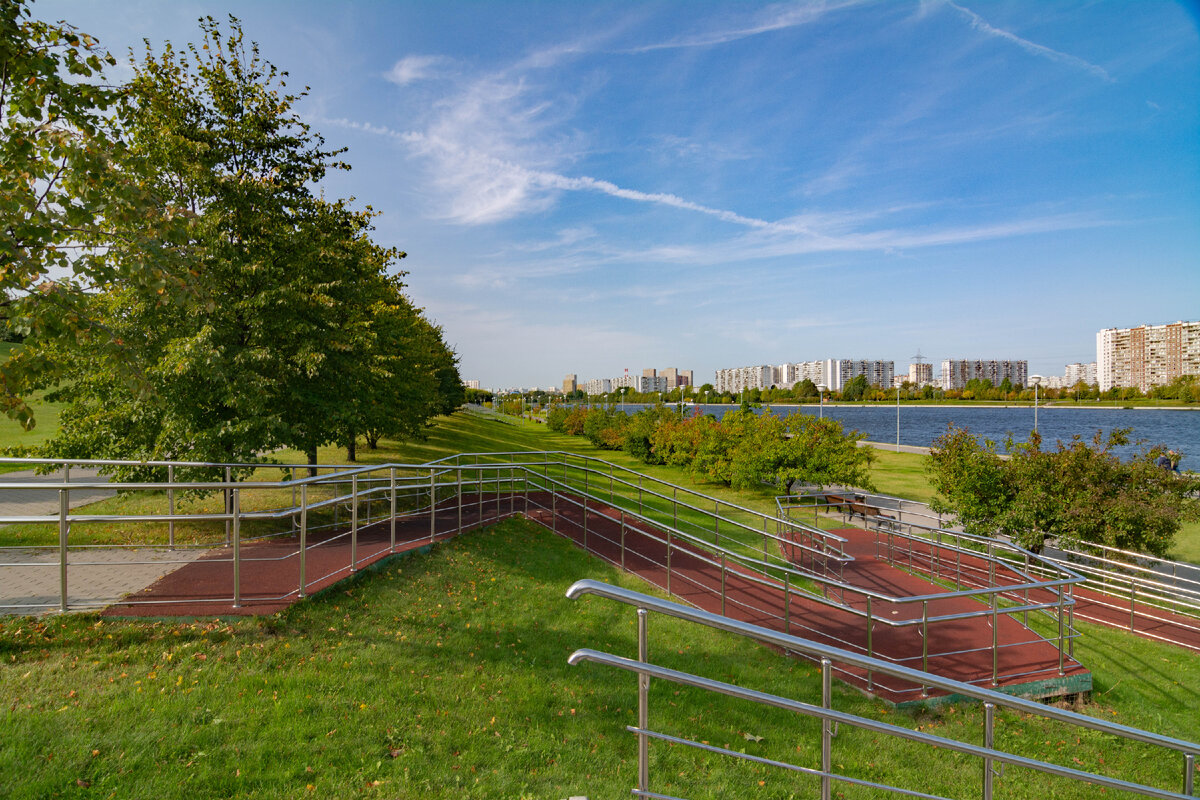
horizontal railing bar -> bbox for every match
[628,727,953,800]
[566,580,1199,755]
[573,650,1193,800]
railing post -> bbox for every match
[1130,584,1137,632]
[983,702,995,800]
[58,489,69,613]
[721,553,727,615]
[673,486,677,532]
[821,658,833,800]
[350,474,359,572]
[583,494,588,552]
[552,489,557,535]
[921,599,929,696]
[665,533,672,596]
[224,465,232,545]
[458,467,463,532]
[992,592,1000,686]
[620,511,626,571]
[299,483,308,599]
[1058,589,1067,676]
[430,468,436,542]
[232,488,241,609]
[389,468,396,551]
[866,596,874,692]
[1067,585,1075,659]
[167,464,176,550]
[637,608,650,795]
[1183,752,1195,796]
[1023,553,1030,626]
[784,572,791,634]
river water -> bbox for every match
[609,403,1200,469]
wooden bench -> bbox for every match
[849,500,897,529]
[824,493,853,512]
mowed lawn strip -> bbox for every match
[3,517,1200,799]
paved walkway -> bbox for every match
[0,467,115,516]
[0,547,206,613]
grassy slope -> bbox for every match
[2,518,1198,799]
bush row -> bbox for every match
[547,404,875,494]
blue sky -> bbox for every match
[35,1,1200,390]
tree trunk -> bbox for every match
[307,446,318,478]
[347,435,357,462]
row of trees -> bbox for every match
[547,404,876,495]
[549,374,1200,407]
[2,7,462,474]
[926,426,1198,557]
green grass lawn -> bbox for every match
[0,342,66,472]
[2,517,1198,799]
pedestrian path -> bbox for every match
[0,547,205,613]
[0,467,115,516]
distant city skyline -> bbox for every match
[37,1,1200,388]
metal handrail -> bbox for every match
[784,489,1200,647]
[517,471,1079,693]
[2,453,1083,685]
[567,579,1199,800]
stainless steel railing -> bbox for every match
[781,488,1200,651]
[506,465,1082,696]
[1,454,1083,696]
[567,579,1199,800]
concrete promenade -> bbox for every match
[0,467,205,614]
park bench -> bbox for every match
[849,499,898,530]
[823,493,853,512]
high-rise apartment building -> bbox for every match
[822,359,895,392]
[940,360,1028,391]
[562,374,577,394]
[1097,321,1200,392]
[1063,362,1097,387]
[908,362,933,386]
[714,365,773,394]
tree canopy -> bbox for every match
[927,425,1199,557]
[17,12,461,474]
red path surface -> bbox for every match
[104,491,1200,703]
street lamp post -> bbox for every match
[1030,375,1043,433]
[896,383,901,452]
[817,384,827,419]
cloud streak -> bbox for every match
[946,1,1114,82]
[626,1,859,52]
[384,54,452,85]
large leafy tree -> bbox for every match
[39,17,460,476]
[0,0,170,426]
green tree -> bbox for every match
[38,18,455,476]
[0,1,164,426]
[925,425,1011,537]
[927,425,1199,555]
[771,413,875,495]
[841,374,871,401]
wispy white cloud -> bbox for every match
[384,54,452,85]
[945,1,1114,82]
[626,1,860,52]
